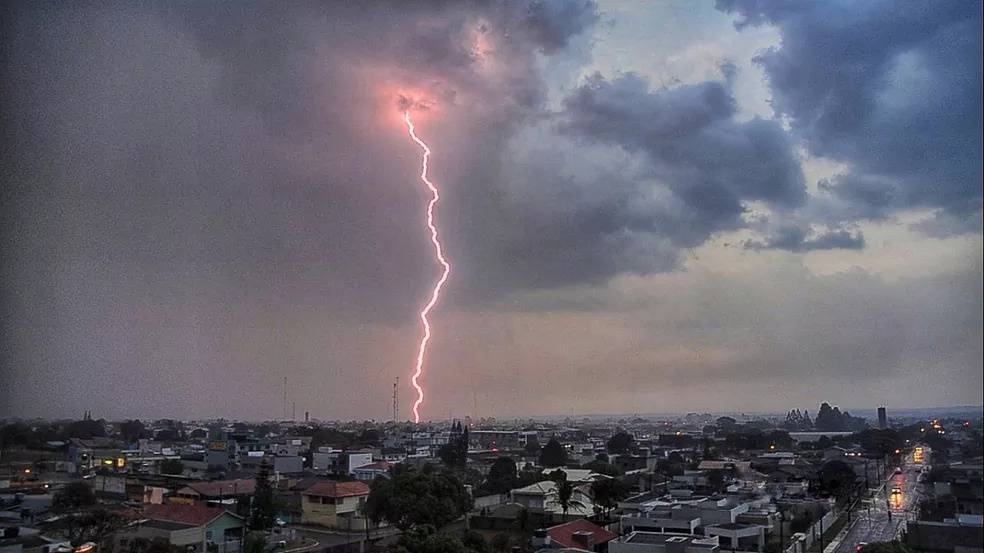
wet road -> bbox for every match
[835,452,924,553]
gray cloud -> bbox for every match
[744,225,866,252]
[718,0,983,222]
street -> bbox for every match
[834,451,924,553]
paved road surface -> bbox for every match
[834,452,924,553]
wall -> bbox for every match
[474,494,507,510]
[301,495,340,527]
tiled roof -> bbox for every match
[185,479,256,497]
[302,481,370,498]
[547,519,618,549]
[143,504,240,527]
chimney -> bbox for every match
[572,531,595,549]
[531,528,551,550]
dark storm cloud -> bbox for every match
[744,225,866,252]
[486,70,808,277]
[717,0,984,223]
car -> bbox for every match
[895,467,902,474]
[856,542,868,552]
[891,487,902,495]
[275,541,287,549]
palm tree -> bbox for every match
[549,478,587,517]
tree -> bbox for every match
[607,431,635,455]
[119,420,149,442]
[548,473,586,516]
[365,470,472,530]
[243,534,267,553]
[249,458,277,530]
[61,419,106,440]
[539,439,567,468]
[438,422,470,470]
[590,478,627,517]
[392,525,472,553]
[595,452,609,463]
[53,482,97,511]
[44,509,133,548]
[582,460,621,477]
[159,459,184,475]
[484,457,518,495]
[523,440,541,455]
[490,534,512,553]
[818,460,857,500]
[461,530,490,553]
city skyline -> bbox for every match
[2,1,982,421]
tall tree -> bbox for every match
[539,439,567,468]
[159,459,184,475]
[484,457,518,495]
[590,478,627,517]
[548,474,586,516]
[53,482,97,511]
[365,470,472,530]
[606,431,635,455]
[249,458,277,530]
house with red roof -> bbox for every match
[120,503,245,552]
[533,519,618,553]
[300,481,371,528]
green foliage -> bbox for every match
[461,530,490,553]
[547,473,586,516]
[45,508,132,547]
[490,534,512,553]
[119,420,151,442]
[53,481,97,511]
[438,422,470,470]
[61,419,107,440]
[606,431,635,454]
[590,478,627,516]
[815,402,867,432]
[479,457,518,495]
[818,460,857,499]
[159,458,184,475]
[366,470,472,530]
[582,460,621,477]
[249,458,277,531]
[244,534,268,553]
[538,439,567,468]
[392,525,475,553]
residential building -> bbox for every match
[300,481,371,528]
[173,479,255,503]
[352,461,391,482]
[532,519,619,553]
[608,532,719,553]
[124,503,245,553]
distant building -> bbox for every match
[877,407,887,430]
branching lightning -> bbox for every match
[404,110,451,424]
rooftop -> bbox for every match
[622,532,719,547]
[547,519,617,548]
[143,503,239,527]
[302,481,370,498]
[182,479,256,497]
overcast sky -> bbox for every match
[2,0,981,422]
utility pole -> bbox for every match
[283,377,287,421]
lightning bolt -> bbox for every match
[404,110,451,424]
